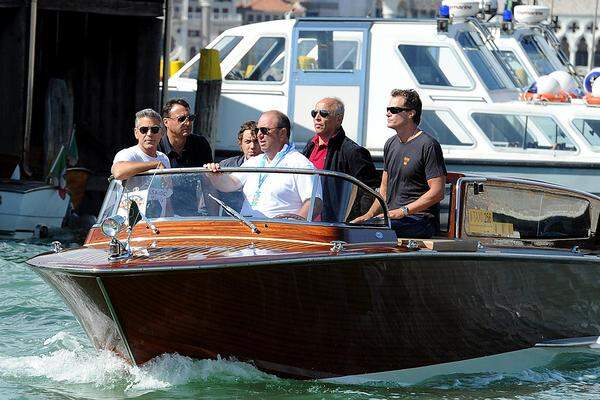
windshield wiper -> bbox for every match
[207,193,260,234]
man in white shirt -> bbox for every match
[205,110,321,220]
[112,108,171,180]
[112,108,172,218]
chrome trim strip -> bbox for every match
[37,248,599,275]
[96,277,136,364]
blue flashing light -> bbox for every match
[439,5,450,18]
[503,9,513,22]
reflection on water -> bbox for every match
[2,239,600,399]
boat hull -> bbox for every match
[0,181,70,238]
[32,251,600,382]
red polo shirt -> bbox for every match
[308,135,329,170]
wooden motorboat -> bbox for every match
[26,168,600,384]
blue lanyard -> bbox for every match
[250,143,295,205]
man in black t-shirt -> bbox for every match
[354,89,446,238]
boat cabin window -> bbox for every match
[456,32,508,91]
[495,50,533,87]
[98,170,387,228]
[397,44,471,88]
[296,31,361,72]
[420,110,474,146]
[463,182,591,240]
[225,37,285,82]
[519,35,555,76]
[472,112,576,152]
[179,36,243,79]
[572,118,600,151]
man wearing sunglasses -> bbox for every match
[159,98,213,168]
[111,108,171,180]
[301,97,378,189]
[301,98,379,220]
[204,110,320,220]
[354,89,446,238]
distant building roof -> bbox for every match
[237,0,296,13]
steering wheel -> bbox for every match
[274,213,306,221]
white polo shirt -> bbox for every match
[113,145,171,168]
[233,145,321,218]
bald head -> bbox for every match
[313,97,344,139]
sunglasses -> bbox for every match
[387,107,412,114]
[311,109,331,119]
[255,126,283,135]
[170,114,196,123]
[138,125,161,134]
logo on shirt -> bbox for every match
[403,156,411,166]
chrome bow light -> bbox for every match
[100,215,130,260]
[101,215,126,237]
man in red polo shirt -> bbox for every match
[301,97,378,186]
[301,97,379,221]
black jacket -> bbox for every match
[301,127,379,188]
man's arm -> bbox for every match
[111,161,166,180]
[387,175,445,219]
[203,163,243,192]
[351,170,388,223]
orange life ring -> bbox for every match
[520,91,570,103]
[584,94,600,106]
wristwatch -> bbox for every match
[400,206,410,217]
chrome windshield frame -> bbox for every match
[100,167,390,229]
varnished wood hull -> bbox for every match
[31,250,600,380]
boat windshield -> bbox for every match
[519,35,555,76]
[572,117,600,151]
[420,110,474,146]
[456,32,509,91]
[472,112,576,152]
[495,50,534,88]
[97,168,388,227]
[463,180,591,240]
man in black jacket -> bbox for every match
[301,97,379,221]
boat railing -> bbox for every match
[467,16,524,92]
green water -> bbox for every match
[2,240,600,399]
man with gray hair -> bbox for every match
[301,97,379,220]
[112,108,171,180]
[301,97,378,188]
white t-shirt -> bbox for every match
[113,145,171,168]
[232,144,322,218]
[112,145,172,218]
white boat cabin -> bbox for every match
[166,16,600,194]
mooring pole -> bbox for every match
[194,49,221,159]
[23,0,38,176]
[160,0,172,111]
[589,0,600,70]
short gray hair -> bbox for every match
[135,108,163,127]
[326,97,345,117]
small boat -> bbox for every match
[0,179,70,239]
[27,167,600,384]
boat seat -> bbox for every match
[397,238,479,252]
